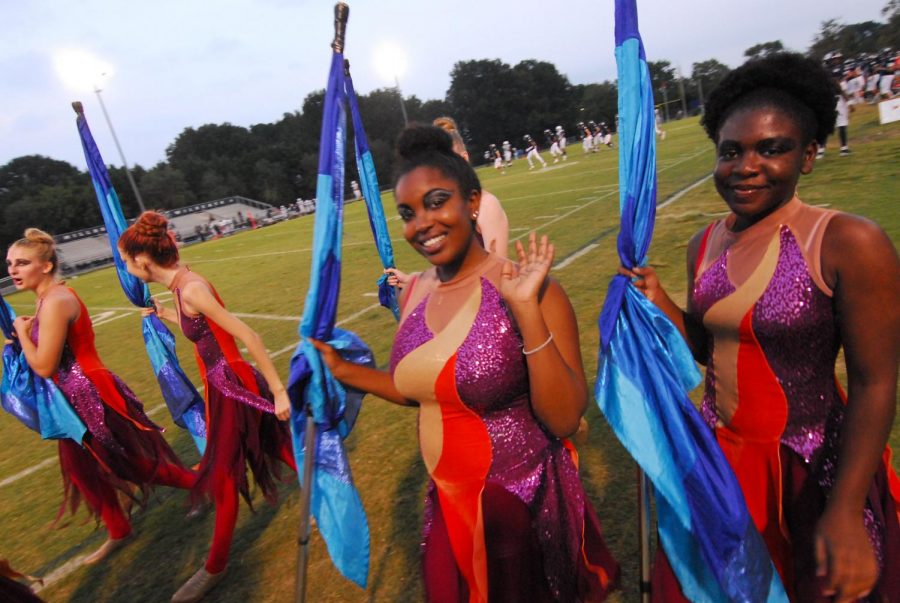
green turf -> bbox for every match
[1,106,897,602]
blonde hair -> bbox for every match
[11,228,59,274]
[433,116,469,158]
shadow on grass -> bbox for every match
[366,454,427,603]
[578,404,645,602]
[58,423,296,603]
[65,484,295,603]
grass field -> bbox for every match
[2,106,898,602]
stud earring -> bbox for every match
[471,211,479,220]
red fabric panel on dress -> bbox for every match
[716,307,791,586]
[430,353,492,603]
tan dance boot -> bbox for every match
[171,567,226,603]
[83,534,132,565]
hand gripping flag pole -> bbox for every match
[595,1,788,601]
[70,103,208,453]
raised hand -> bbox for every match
[499,231,554,308]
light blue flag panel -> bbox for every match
[594,1,788,601]
[344,67,400,319]
[1,292,87,443]
[73,106,207,453]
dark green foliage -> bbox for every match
[744,40,786,59]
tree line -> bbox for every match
[1,3,897,253]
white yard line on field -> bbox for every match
[188,237,406,264]
[0,458,56,488]
[657,174,713,210]
[553,244,601,271]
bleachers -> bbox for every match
[58,236,115,274]
[54,196,274,276]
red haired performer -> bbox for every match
[118,212,296,603]
[6,229,196,565]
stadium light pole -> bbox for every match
[394,75,409,126]
[94,83,146,213]
[697,77,705,113]
[53,49,146,214]
[661,82,670,121]
[374,41,409,126]
[677,66,688,118]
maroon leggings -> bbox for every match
[205,442,296,574]
[60,439,196,540]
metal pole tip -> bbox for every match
[331,2,349,53]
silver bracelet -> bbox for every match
[523,332,554,355]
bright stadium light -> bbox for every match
[53,48,146,213]
[373,41,409,125]
[373,41,408,83]
[53,48,113,92]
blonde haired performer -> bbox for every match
[5,228,195,565]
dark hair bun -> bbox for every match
[396,125,454,160]
[134,211,169,238]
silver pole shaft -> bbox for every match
[294,412,318,603]
[395,76,409,125]
[661,86,670,122]
[94,87,146,214]
[638,468,652,602]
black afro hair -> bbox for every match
[701,53,838,145]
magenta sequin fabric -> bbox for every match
[32,316,161,453]
[392,277,609,601]
[177,299,275,416]
[692,226,842,462]
[31,302,187,510]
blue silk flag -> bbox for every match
[74,107,207,453]
[345,68,400,319]
[595,2,787,601]
[0,293,87,442]
[286,50,374,588]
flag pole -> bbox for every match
[293,6,349,602]
[638,469,652,602]
[294,411,318,603]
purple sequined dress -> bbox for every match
[390,254,619,602]
[654,198,900,602]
